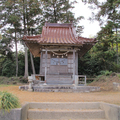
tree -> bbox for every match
[0,33,15,76]
[0,0,85,77]
[19,0,42,78]
[37,0,84,34]
[0,0,22,77]
[80,0,120,73]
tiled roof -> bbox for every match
[22,23,96,45]
[78,36,96,43]
[22,23,97,57]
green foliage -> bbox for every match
[117,74,120,79]
[0,0,119,77]
[0,0,83,77]
[2,59,16,77]
[39,0,84,34]
[93,75,103,82]
[0,76,27,84]
[78,40,120,76]
[41,0,74,23]
[18,51,25,76]
[100,70,112,76]
[80,0,120,76]
[0,49,41,77]
[0,91,20,111]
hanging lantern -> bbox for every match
[66,54,67,56]
[62,55,63,58]
[53,54,54,56]
[57,56,59,58]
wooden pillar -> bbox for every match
[30,52,35,74]
[85,75,86,86]
[75,52,78,75]
[45,49,47,83]
[73,49,75,84]
[40,51,42,74]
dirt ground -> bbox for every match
[89,74,120,91]
[0,85,120,106]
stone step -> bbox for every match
[46,80,73,84]
[47,78,73,80]
[29,119,107,120]
[43,84,74,87]
[33,89,82,92]
[47,75,72,78]
[47,77,72,79]
[46,78,73,81]
[29,102,100,110]
[28,109,105,119]
[33,86,100,92]
[46,75,73,84]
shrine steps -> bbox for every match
[32,85,100,92]
[46,75,73,84]
[27,102,106,120]
[30,119,106,120]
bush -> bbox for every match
[100,70,112,76]
[0,91,20,111]
[2,59,16,77]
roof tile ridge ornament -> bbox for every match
[42,24,48,43]
[71,27,83,44]
[45,22,73,28]
[43,21,48,43]
[69,27,82,44]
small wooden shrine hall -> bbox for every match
[22,23,96,85]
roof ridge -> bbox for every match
[45,23,73,28]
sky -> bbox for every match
[72,0,101,38]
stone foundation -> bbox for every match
[19,84,100,92]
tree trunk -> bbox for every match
[15,28,18,77]
[23,0,28,78]
[24,45,28,78]
[30,52,35,74]
[116,27,119,65]
[23,0,26,35]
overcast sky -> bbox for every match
[72,0,101,37]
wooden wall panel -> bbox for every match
[68,59,73,64]
[67,53,73,74]
[48,66,68,74]
[68,53,73,59]
[40,52,79,75]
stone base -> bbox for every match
[43,83,47,86]
[28,89,33,92]
[19,85,100,92]
[33,85,100,92]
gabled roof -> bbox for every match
[22,23,96,57]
